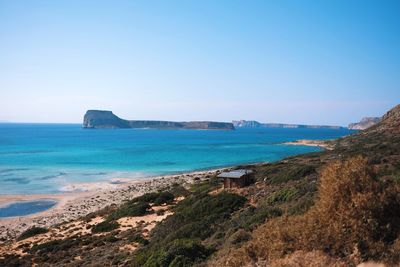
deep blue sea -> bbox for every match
[0,123,354,195]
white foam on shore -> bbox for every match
[56,171,155,193]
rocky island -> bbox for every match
[83,110,235,130]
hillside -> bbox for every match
[212,104,400,266]
[83,110,235,130]
[348,117,381,130]
[1,105,399,266]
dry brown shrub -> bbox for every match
[270,250,348,267]
[212,156,400,266]
[357,262,388,267]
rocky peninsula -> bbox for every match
[232,120,345,129]
[283,139,334,150]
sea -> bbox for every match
[0,123,354,195]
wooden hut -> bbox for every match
[217,169,253,189]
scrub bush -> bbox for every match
[18,227,48,241]
[215,156,400,266]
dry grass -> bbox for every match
[212,156,400,266]
[270,250,348,267]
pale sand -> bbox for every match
[0,169,221,241]
[283,139,334,150]
[0,199,182,256]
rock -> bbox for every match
[83,110,234,130]
[348,117,381,130]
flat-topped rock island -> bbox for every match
[83,110,235,130]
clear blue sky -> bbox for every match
[1,0,399,125]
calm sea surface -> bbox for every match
[0,123,354,194]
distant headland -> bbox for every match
[83,110,235,130]
[83,110,351,130]
[232,120,345,129]
[348,117,381,130]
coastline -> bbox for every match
[283,139,334,150]
[0,138,334,241]
[0,168,224,241]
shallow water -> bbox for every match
[0,123,354,194]
[0,200,57,218]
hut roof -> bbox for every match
[217,169,253,179]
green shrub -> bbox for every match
[91,220,119,233]
[140,239,213,267]
[169,185,191,197]
[287,197,314,215]
[174,192,246,221]
[132,192,246,266]
[267,187,299,204]
[107,201,150,221]
[267,165,316,184]
[103,235,119,243]
[128,234,149,245]
[31,239,62,252]
[18,227,48,241]
[190,178,219,194]
[221,206,266,233]
[154,192,175,205]
[238,206,282,230]
[132,192,175,205]
[266,179,316,206]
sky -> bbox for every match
[0,0,399,126]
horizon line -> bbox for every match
[0,120,349,128]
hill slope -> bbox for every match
[212,104,400,266]
[348,117,381,130]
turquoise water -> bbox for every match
[0,200,57,217]
[0,123,354,195]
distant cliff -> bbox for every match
[348,117,381,130]
[232,120,262,128]
[232,120,345,129]
[83,110,235,130]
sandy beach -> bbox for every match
[283,139,334,150]
[0,169,221,241]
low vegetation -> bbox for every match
[129,186,247,266]
[260,163,317,184]
[132,191,175,205]
[214,156,400,266]
[107,201,150,221]
[17,227,48,241]
[91,220,119,233]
